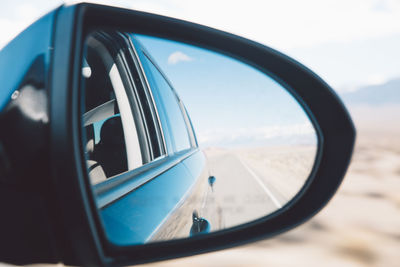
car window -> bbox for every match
[139,53,192,153]
[82,34,145,184]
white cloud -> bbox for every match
[0,2,61,50]
[17,3,41,20]
[3,0,400,51]
[2,0,400,89]
[0,18,24,49]
[167,51,193,65]
[365,74,388,86]
[105,0,400,50]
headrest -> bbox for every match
[99,116,125,146]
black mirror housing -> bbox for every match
[0,3,355,266]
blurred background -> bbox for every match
[1,1,399,266]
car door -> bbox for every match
[81,31,214,245]
[129,34,218,239]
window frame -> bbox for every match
[89,32,200,208]
[122,33,168,159]
[134,41,196,153]
[83,33,144,180]
[90,32,155,164]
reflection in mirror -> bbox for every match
[80,31,318,246]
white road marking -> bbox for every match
[238,157,282,208]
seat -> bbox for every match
[84,124,107,184]
[94,116,128,178]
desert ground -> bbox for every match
[139,106,400,267]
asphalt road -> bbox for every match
[202,150,289,230]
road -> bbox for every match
[202,149,289,230]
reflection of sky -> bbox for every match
[135,34,316,147]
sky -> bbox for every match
[1,0,400,91]
[1,0,399,147]
[134,34,317,147]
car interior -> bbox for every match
[82,35,131,184]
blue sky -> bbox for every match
[135,34,316,147]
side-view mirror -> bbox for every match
[0,3,355,266]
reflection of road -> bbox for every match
[202,151,287,230]
[238,157,283,208]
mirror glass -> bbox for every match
[80,31,318,245]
